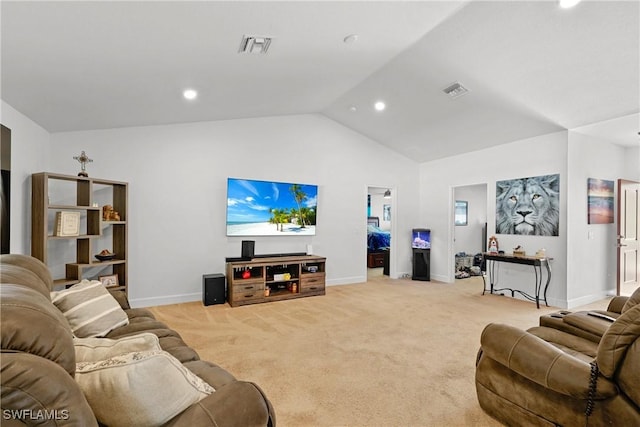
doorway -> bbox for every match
[617,179,640,296]
[452,184,487,283]
[367,186,393,279]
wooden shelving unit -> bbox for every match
[226,255,326,307]
[31,172,128,294]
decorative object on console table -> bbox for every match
[512,245,525,256]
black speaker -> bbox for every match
[241,240,255,259]
[203,274,226,306]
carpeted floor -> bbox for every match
[149,275,610,427]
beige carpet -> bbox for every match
[149,275,610,427]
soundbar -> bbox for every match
[226,252,307,263]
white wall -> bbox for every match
[420,131,569,307]
[453,184,487,255]
[0,101,50,254]
[566,131,631,305]
[47,114,420,307]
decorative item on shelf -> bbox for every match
[99,274,119,287]
[53,211,81,237]
[291,283,298,293]
[242,269,251,279]
[102,204,121,221]
[274,273,291,281]
[536,248,547,258]
[513,246,526,256]
[95,249,116,262]
[488,236,499,253]
[264,288,270,297]
[73,151,93,177]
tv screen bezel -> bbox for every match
[226,177,318,237]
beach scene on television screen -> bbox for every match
[227,178,318,236]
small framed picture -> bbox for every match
[99,274,119,287]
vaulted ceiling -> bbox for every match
[2,1,638,162]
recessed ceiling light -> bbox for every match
[349,106,358,112]
[183,89,198,100]
[374,101,386,111]
[559,0,581,9]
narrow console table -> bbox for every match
[482,252,552,309]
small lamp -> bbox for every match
[383,189,391,199]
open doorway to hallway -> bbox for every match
[453,184,487,283]
[367,186,392,280]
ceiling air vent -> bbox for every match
[442,82,469,99]
[238,35,272,54]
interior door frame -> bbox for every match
[617,179,640,296]
[365,185,397,279]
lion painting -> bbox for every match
[496,174,559,236]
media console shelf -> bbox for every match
[226,255,326,307]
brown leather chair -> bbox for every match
[476,298,640,426]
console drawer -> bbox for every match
[233,282,262,293]
[300,274,325,293]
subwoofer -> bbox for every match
[203,274,226,306]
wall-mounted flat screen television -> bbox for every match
[226,178,318,236]
[412,229,431,249]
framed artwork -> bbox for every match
[454,201,468,226]
[496,174,560,236]
[99,274,119,287]
[383,204,391,221]
[587,178,614,224]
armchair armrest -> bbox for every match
[165,381,275,427]
[606,296,628,314]
[480,323,617,399]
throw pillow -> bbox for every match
[74,332,161,362]
[75,350,215,426]
[51,280,129,338]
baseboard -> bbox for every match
[431,273,449,283]
[130,292,201,309]
[327,276,366,286]
[567,291,613,310]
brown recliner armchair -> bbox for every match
[1,254,276,426]
[538,287,640,344]
[476,298,640,426]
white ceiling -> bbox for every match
[2,1,638,162]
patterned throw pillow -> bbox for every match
[51,280,129,337]
[74,332,161,362]
[75,350,215,426]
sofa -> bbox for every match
[0,254,276,426]
[476,288,640,426]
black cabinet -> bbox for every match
[412,249,430,281]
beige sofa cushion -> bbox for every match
[75,350,215,427]
[74,332,161,362]
[51,280,129,338]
